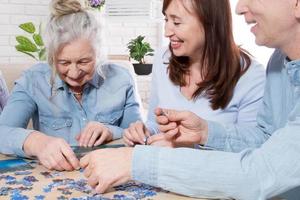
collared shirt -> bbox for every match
[0,63,142,157]
[132,49,300,199]
[205,49,299,152]
[0,71,9,112]
[146,47,266,135]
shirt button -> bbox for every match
[65,120,72,126]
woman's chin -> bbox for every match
[67,81,84,88]
[65,79,86,87]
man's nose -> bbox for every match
[235,0,249,16]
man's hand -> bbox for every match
[80,147,133,193]
[152,108,209,147]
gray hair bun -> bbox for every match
[50,0,88,17]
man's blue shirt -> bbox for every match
[132,49,300,199]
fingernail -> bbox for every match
[143,136,149,145]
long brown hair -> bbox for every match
[163,0,251,110]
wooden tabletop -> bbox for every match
[0,145,206,200]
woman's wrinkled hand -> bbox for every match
[123,121,150,146]
[23,131,79,171]
[76,121,113,147]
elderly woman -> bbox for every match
[0,0,142,171]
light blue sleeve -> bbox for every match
[132,102,300,199]
[206,82,272,152]
[106,125,123,140]
[205,59,275,152]
[145,49,162,135]
[235,60,266,124]
[109,70,143,140]
[0,74,37,157]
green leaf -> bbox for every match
[15,46,38,60]
[146,53,154,56]
[38,47,46,61]
[19,22,35,34]
[15,40,38,52]
[16,35,30,45]
[15,36,38,52]
[33,34,44,46]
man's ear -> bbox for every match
[295,0,300,18]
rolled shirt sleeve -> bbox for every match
[132,112,300,200]
[132,50,300,199]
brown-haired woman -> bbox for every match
[123,0,265,148]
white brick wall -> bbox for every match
[0,1,162,63]
[0,0,49,63]
[0,0,162,107]
[106,20,159,58]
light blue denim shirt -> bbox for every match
[132,50,300,199]
[146,47,265,135]
[0,63,142,157]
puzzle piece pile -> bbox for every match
[0,169,161,200]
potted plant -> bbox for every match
[15,22,46,61]
[127,35,154,75]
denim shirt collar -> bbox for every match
[285,58,300,86]
[52,71,104,93]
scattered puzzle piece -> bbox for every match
[0,160,161,200]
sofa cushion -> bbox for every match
[0,64,33,92]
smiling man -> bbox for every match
[80,0,300,199]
